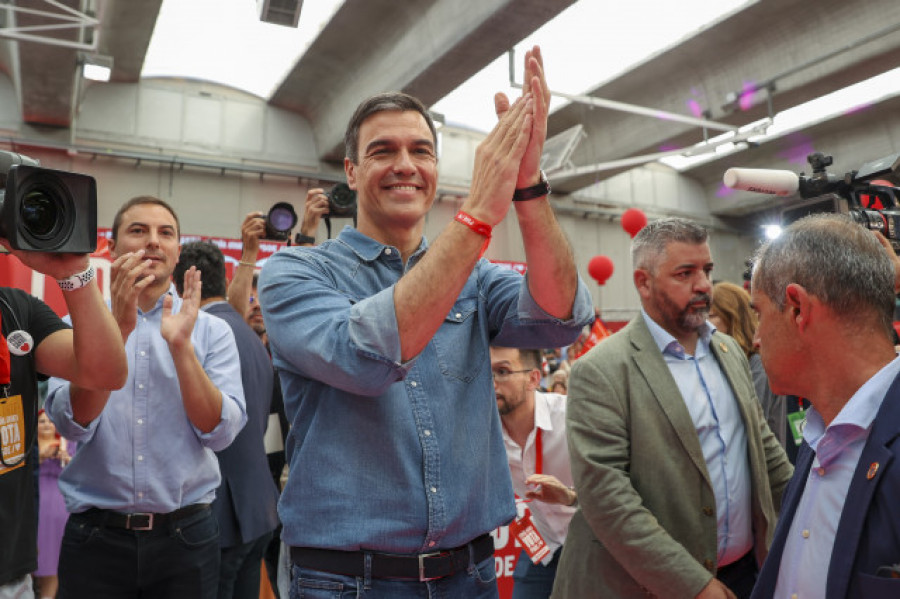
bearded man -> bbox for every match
[553,217,793,599]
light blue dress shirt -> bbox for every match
[45,284,247,514]
[773,355,900,599]
[258,225,593,553]
[642,310,753,566]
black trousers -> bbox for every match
[57,507,220,599]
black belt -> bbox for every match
[76,503,210,531]
[291,533,495,581]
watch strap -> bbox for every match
[513,170,551,201]
[57,264,96,292]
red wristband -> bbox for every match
[455,211,492,258]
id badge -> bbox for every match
[787,410,806,447]
[0,394,26,475]
[508,512,550,564]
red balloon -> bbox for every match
[588,255,615,286]
[621,208,648,238]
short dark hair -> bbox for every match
[111,196,181,242]
[517,349,543,371]
[343,92,437,164]
[173,240,227,300]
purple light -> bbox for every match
[687,98,703,118]
[776,134,815,166]
[716,183,735,198]
[739,81,757,111]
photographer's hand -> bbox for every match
[227,212,265,317]
[0,239,89,280]
[300,188,330,243]
[872,231,900,294]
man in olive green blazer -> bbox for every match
[554,218,793,599]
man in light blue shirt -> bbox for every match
[46,196,247,599]
[750,214,900,599]
[259,47,592,598]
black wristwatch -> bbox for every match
[513,170,551,201]
[294,234,316,245]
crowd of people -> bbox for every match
[1,44,900,599]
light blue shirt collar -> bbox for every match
[641,308,716,358]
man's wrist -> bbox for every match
[513,170,551,202]
[57,264,96,292]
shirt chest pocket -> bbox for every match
[432,297,482,383]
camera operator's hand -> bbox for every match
[240,212,266,262]
[109,250,155,339]
[0,239,89,280]
[300,188,330,242]
[162,265,200,351]
[872,231,900,294]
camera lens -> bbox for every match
[21,190,60,238]
[268,205,296,232]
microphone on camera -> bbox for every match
[723,168,800,196]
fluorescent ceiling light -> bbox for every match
[660,67,900,171]
[80,53,113,82]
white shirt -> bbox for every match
[502,390,577,564]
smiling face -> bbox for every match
[345,110,437,239]
[109,202,181,286]
[637,241,714,344]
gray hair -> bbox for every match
[753,214,895,335]
[343,92,437,164]
[631,217,709,272]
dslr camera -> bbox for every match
[0,151,97,252]
[724,151,900,251]
[326,183,357,218]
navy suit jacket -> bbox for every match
[203,302,280,547]
[752,373,900,598]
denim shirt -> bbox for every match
[45,284,247,514]
[258,225,593,553]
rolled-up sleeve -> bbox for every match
[195,319,247,451]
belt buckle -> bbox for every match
[418,551,443,582]
[126,513,154,531]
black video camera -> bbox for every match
[0,151,97,252]
[724,152,900,251]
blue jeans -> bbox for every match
[219,530,275,599]
[289,554,498,598]
[511,548,560,599]
[57,507,220,599]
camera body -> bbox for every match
[0,151,97,252]
[777,152,900,251]
[326,183,357,218]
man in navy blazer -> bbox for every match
[749,214,900,599]
[175,241,280,599]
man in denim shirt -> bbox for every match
[259,46,592,598]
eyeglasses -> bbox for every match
[491,368,534,381]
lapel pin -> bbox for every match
[719,342,728,353]
[867,462,879,480]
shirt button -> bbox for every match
[138,384,144,389]
[137,492,143,498]
[702,506,714,517]
[410,381,417,388]
[430,487,437,493]
[137,455,144,461]
[137,419,143,425]
[140,351,146,357]
[424,430,431,436]
[817,467,825,476]
[428,541,436,547]
[455,313,462,319]
[703,559,714,571]
[802,529,810,538]
[384,248,392,255]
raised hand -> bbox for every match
[301,188,330,237]
[463,93,535,225]
[0,237,90,280]
[109,249,155,339]
[161,265,200,351]
[240,212,266,258]
[495,46,550,188]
